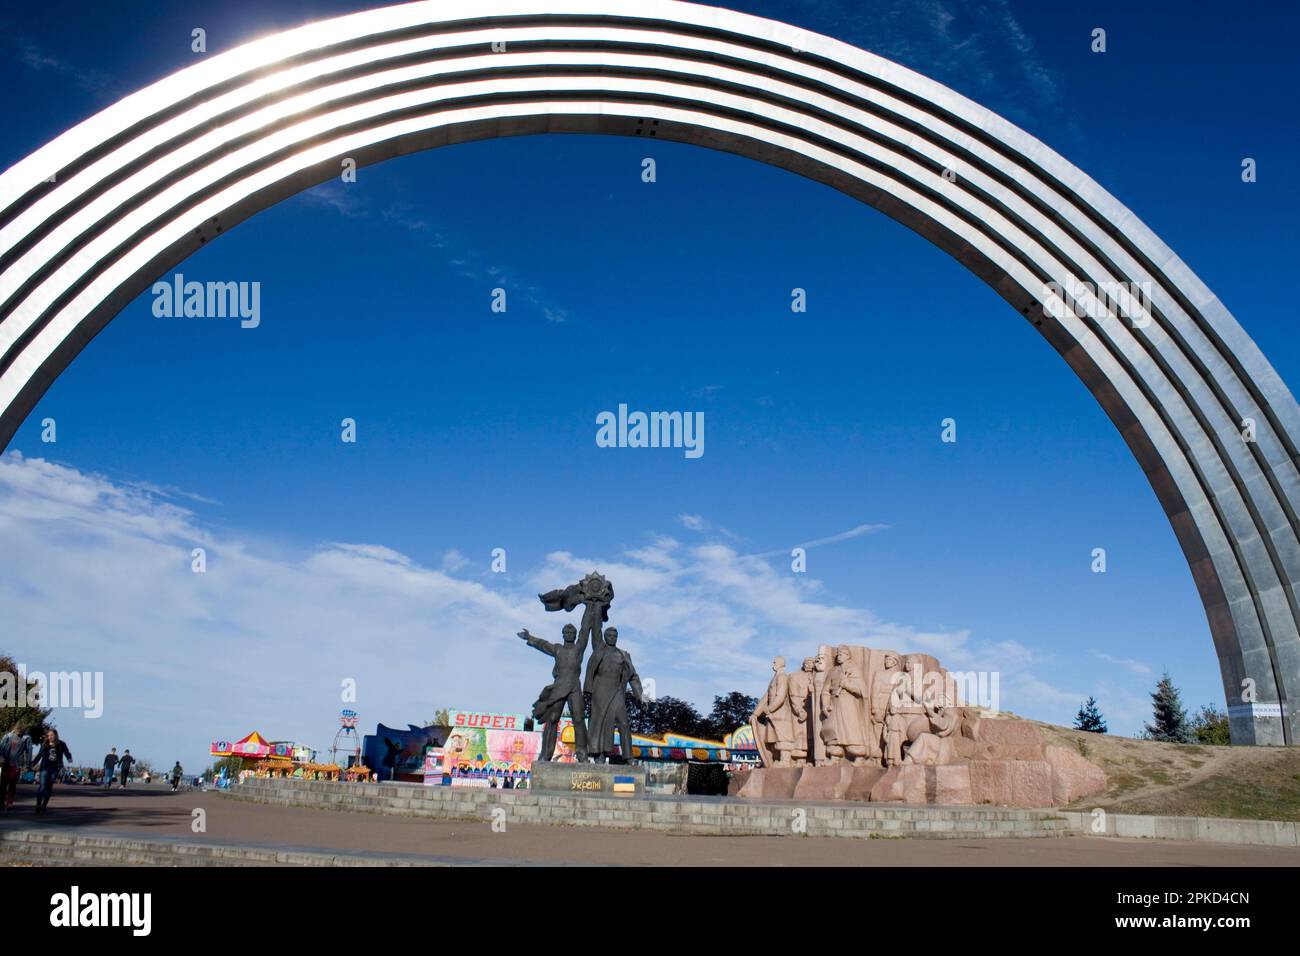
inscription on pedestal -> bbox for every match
[531,761,647,795]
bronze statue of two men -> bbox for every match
[518,571,643,763]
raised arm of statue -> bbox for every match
[518,629,557,657]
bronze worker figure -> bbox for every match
[585,627,642,762]
[518,623,589,761]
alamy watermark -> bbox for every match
[0,663,103,718]
[595,404,704,459]
[1041,274,1154,328]
[49,886,150,936]
[152,273,260,328]
[891,666,1001,715]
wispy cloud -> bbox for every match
[440,548,470,573]
[298,181,369,220]
[12,37,114,95]
[675,512,741,543]
[743,520,888,559]
[794,522,888,551]
[770,0,1069,134]
[1094,651,1153,677]
[677,513,707,532]
[114,477,221,507]
[298,182,571,323]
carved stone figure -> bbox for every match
[811,644,832,765]
[585,627,642,761]
[518,623,589,761]
[751,657,795,767]
[787,658,816,763]
[884,658,925,767]
[820,645,872,764]
[866,652,901,761]
[903,699,962,766]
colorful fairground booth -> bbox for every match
[210,731,365,781]
[364,710,760,792]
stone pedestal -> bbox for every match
[729,765,885,801]
[729,723,1108,808]
[792,764,885,801]
[728,766,802,800]
[530,761,647,795]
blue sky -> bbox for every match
[2,0,1297,770]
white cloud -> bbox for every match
[795,522,888,550]
[297,184,571,323]
[677,513,707,532]
[792,0,1068,135]
[440,549,470,573]
[1094,652,1153,677]
[13,37,113,94]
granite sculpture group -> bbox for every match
[750,647,959,769]
[740,644,1107,807]
[520,571,643,763]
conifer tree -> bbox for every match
[1073,696,1108,733]
[1144,671,1191,743]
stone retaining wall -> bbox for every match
[1057,810,1299,847]
[230,777,1070,840]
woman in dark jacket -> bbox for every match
[32,729,72,813]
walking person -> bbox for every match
[118,749,135,788]
[102,747,119,789]
[170,761,183,792]
[0,724,32,811]
[32,729,72,814]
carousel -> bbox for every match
[211,731,349,780]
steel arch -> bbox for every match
[1,1,1296,742]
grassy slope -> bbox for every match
[1026,718,1300,821]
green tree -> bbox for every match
[1189,703,1232,745]
[701,692,758,740]
[1073,696,1108,734]
[425,708,451,727]
[0,653,52,740]
[626,694,706,737]
[1144,671,1192,743]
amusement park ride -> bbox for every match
[331,709,362,768]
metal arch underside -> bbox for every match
[1,1,1297,744]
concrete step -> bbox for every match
[0,829,516,867]
[230,778,1070,840]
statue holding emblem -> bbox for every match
[522,571,645,765]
